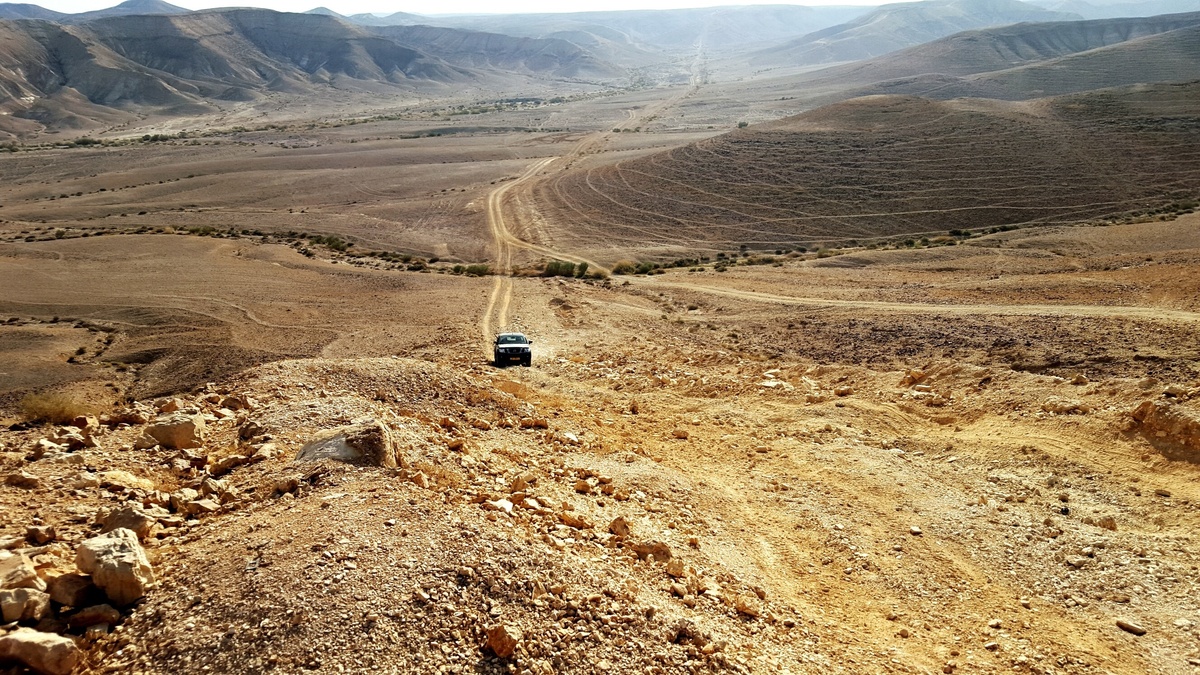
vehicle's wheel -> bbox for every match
[522,356,531,367]
[494,353,503,368]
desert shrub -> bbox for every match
[465,264,490,276]
[737,121,748,128]
[543,260,576,277]
[574,262,589,278]
[612,260,637,275]
[20,393,92,425]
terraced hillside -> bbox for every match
[532,83,1200,257]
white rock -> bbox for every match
[145,413,206,449]
[0,551,45,591]
[0,588,51,622]
[294,420,395,467]
[75,528,155,605]
[0,629,81,675]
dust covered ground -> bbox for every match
[2,211,1200,674]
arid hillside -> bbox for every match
[749,0,1079,66]
[532,83,1200,258]
[0,9,621,138]
[799,13,1200,102]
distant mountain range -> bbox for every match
[798,11,1200,99]
[0,7,622,135]
[1029,0,1200,19]
[751,0,1082,66]
[3,0,1197,137]
[0,0,187,22]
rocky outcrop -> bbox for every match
[1131,399,1200,461]
[294,419,396,468]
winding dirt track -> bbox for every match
[479,83,700,357]
[640,279,1200,323]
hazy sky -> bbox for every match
[39,0,881,16]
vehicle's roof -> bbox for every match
[498,332,527,336]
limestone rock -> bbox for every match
[101,506,156,541]
[209,453,249,477]
[608,516,630,538]
[67,603,121,628]
[188,499,220,515]
[75,528,155,605]
[294,420,395,467]
[0,588,51,622]
[559,512,592,530]
[0,629,81,675]
[4,471,39,489]
[132,433,158,450]
[486,623,521,658]
[238,419,265,441]
[666,558,686,578]
[221,394,254,411]
[1117,619,1147,636]
[170,488,200,513]
[25,525,55,545]
[98,470,155,491]
[1131,400,1200,453]
[145,413,206,449]
[48,573,96,607]
[0,552,45,591]
[735,595,762,618]
[632,541,673,562]
[1042,397,1089,415]
[672,429,690,439]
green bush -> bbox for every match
[543,260,577,277]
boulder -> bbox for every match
[101,506,156,541]
[0,551,45,591]
[75,528,154,605]
[47,573,96,607]
[294,420,395,468]
[0,588,51,622]
[145,413,205,450]
[0,629,81,675]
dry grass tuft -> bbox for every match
[20,392,94,424]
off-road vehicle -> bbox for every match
[493,332,532,367]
